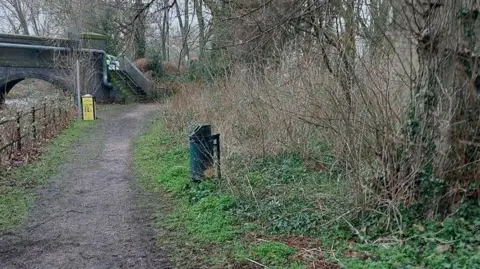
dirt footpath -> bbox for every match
[0,104,170,269]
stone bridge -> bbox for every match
[0,33,151,105]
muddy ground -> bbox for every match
[0,104,171,269]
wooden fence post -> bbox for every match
[58,106,62,127]
[63,107,66,126]
[32,106,36,140]
[51,100,56,133]
[16,111,21,152]
[43,102,47,138]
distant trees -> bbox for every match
[0,0,54,35]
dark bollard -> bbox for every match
[189,124,220,182]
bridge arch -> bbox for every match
[0,67,73,103]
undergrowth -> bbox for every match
[133,118,309,268]
[134,117,480,268]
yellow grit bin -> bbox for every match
[81,94,96,121]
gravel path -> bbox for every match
[0,104,170,269]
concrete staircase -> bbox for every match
[116,57,152,97]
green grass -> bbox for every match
[228,154,480,268]
[236,241,298,267]
[323,208,480,269]
[132,118,310,268]
[133,118,480,268]
[0,120,96,231]
[132,118,237,267]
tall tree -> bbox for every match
[133,0,147,59]
[174,0,190,66]
[160,0,170,61]
[194,0,206,60]
[0,0,40,35]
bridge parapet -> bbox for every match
[0,32,107,50]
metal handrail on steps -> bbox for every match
[119,57,151,96]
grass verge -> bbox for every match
[133,118,480,268]
[0,119,97,232]
[132,118,237,267]
[132,118,333,268]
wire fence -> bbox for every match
[0,99,76,165]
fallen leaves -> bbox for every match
[413,224,425,232]
[308,258,341,269]
[342,249,372,260]
[435,244,453,253]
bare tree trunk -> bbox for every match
[365,0,392,54]
[183,0,190,61]
[161,0,170,61]
[194,0,206,60]
[175,0,190,67]
[203,0,234,75]
[13,0,29,35]
[400,0,480,212]
[0,0,30,35]
[134,0,146,59]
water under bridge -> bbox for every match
[0,32,151,105]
